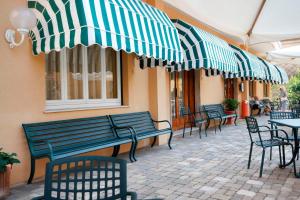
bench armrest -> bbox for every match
[152,119,172,129]
[126,191,137,200]
[28,138,55,160]
[113,125,137,140]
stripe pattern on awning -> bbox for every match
[275,65,289,84]
[259,59,282,84]
[28,0,183,64]
[141,19,239,75]
[228,45,266,80]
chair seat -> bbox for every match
[254,139,289,147]
[194,118,206,124]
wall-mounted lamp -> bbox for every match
[5,7,36,48]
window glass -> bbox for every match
[105,48,118,99]
[87,45,102,99]
[46,51,61,100]
[66,46,83,99]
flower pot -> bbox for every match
[224,110,235,125]
[0,165,12,199]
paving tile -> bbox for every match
[237,189,256,197]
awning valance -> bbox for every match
[28,0,183,64]
[259,59,282,84]
[275,65,289,84]
[141,19,239,75]
[228,45,266,80]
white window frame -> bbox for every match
[45,47,122,112]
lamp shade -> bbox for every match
[9,7,36,30]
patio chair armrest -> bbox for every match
[113,125,137,140]
[258,125,270,130]
[126,191,138,200]
[273,129,290,141]
[152,119,172,129]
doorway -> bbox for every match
[170,71,195,130]
[224,79,234,99]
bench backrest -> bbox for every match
[110,111,156,137]
[203,104,225,116]
[22,116,115,158]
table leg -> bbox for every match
[279,128,299,177]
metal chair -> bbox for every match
[270,111,300,160]
[180,106,206,138]
[32,156,137,200]
[245,117,295,177]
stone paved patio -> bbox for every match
[8,116,300,199]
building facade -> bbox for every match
[0,0,273,186]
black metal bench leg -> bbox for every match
[222,119,226,125]
[133,140,138,162]
[205,120,210,133]
[204,123,207,137]
[182,123,186,138]
[248,142,253,169]
[234,116,238,126]
[190,123,193,136]
[214,119,217,134]
[151,136,157,147]
[259,148,265,177]
[218,119,222,132]
[129,141,136,162]
[198,124,202,139]
[168,131,173,150]
[27,157,35,184]
[112,145,120,157]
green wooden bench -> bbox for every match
[22,115,136,184]
[110,111,173,161]
[203,104,238,132]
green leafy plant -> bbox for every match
[0,148,20,172]
[224,98,239,111]
[287,72,300,106]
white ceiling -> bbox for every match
[163,0,300,75]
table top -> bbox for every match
[269,119,300,128]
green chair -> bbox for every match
[245,117,295,177]
[32,156,137,200]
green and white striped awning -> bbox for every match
[28,0,183,64]
[275,65,289,84]
[228,45,266,80]
[259,59,282,84]
[141,19,239,75]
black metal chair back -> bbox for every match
[34,156,137,200]
[245,117,263,146]
[270,111,295,119]
[292,107,300,118]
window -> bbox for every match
[45,45,121,112]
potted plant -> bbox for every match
[224,98,239,124]
[0,148,20,199]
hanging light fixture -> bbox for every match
[5,7,37,48]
